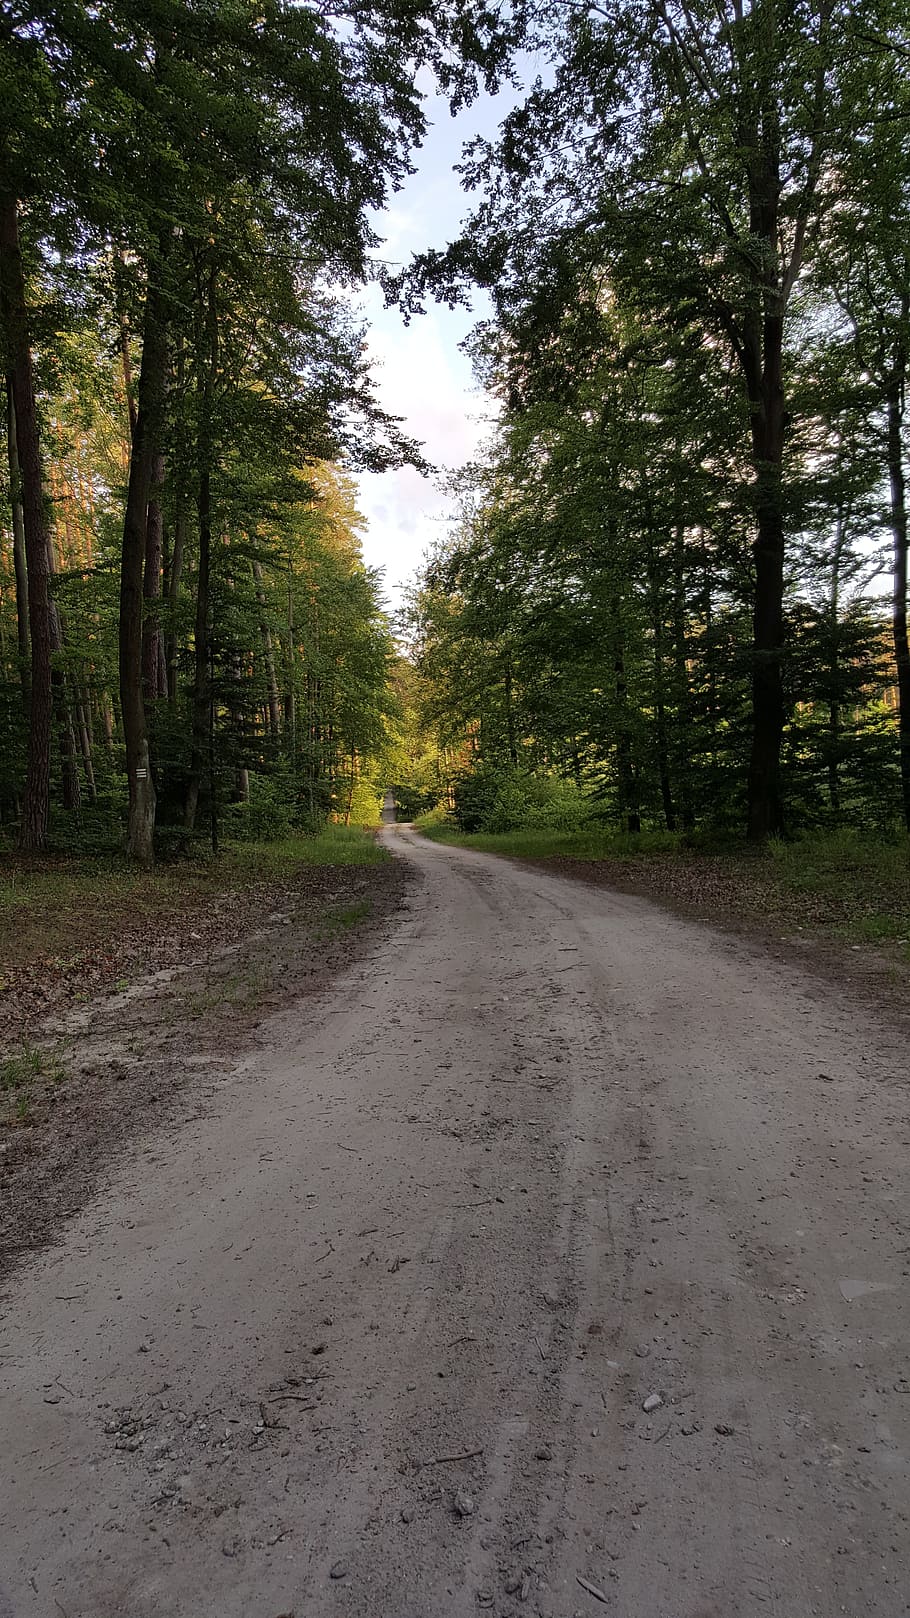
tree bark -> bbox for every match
[886,365,910,831]
[0,194,53,849]
[45,528,81,814]
[744,304,787,842]
[120,235,171,866]
[185,263,217,832]
[5,375,29,706]
[503,658,517,765]
[647,547,675,832]
[252,557,281,738]
[826,491,848,818]
[184,463,211,832]
[142,450,166,701]
[671,517,694,831]
[165,492,186,704]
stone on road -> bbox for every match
[0,826,907,1616]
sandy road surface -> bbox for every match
[1,827,908,1618]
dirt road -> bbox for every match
[1,827,908,1617]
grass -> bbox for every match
[0,824,387,980]
[417,817,910,958]
[417,820,681,860]
[314,898,372,941]
[0,1041,66,1124]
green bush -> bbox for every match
[348,781,382,825]
[224,773,295,842]
[414,804,455,832]
[453,763,595,834]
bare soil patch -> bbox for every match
[0,858,409,1280]
[524,848,910,1020]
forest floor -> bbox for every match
[0,824,907,1618]
[0,827,405,1273]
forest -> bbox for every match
[2,0,910,865]
[401,0,910,845]
[0,0,511,866]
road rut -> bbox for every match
[1,826,907,1616]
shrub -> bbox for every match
[453,763,595,834]
[224,773,295,842]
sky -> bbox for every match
[353,82,519,612]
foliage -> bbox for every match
[396,0,910,844]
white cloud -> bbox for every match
[357,292,495,605]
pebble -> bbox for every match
[400,1507,414,1523]
[329,1561,348,1580]
[453,1490,475,1518]
[642,1393,663,1414]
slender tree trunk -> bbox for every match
[645,525,675,831]
[76,692,97,803]
[45,530,81,814]
[671,518,694,831]
[827,491,848,818]
[120,234,171,866]
[185,263,217,832]
[0,194,53,849]
[117,248,138,440]
[503,658,517,765]
[184,464,211,831]
[252,557,281,737]
[142,450,166,700]
[613,651,640,833]
[887,365,910,831]
[165,492,186,704]
[5,376,29,705]
[745,306,786,842]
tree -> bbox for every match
[401,0,864,837]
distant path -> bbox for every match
[0,826,907,1617]
[381,789,397,823]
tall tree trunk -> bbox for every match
[185,263,218,832]
[0,195,53,849]
[116,248,138,440]
[5,375,29,706]
[613,650,640,834]
[645,520,676,831]
[503,657,517,765]
[671,517,694,831]
[165,492,186,704]
[744,307,786,842]
[252,557,281,738]
[45,529,81,814]
[887,363,910,831]
[827,489,848,819]
[76,692,97,803]
[120,234,171,866]
[142,450,166,700]
[184,464,211,831]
